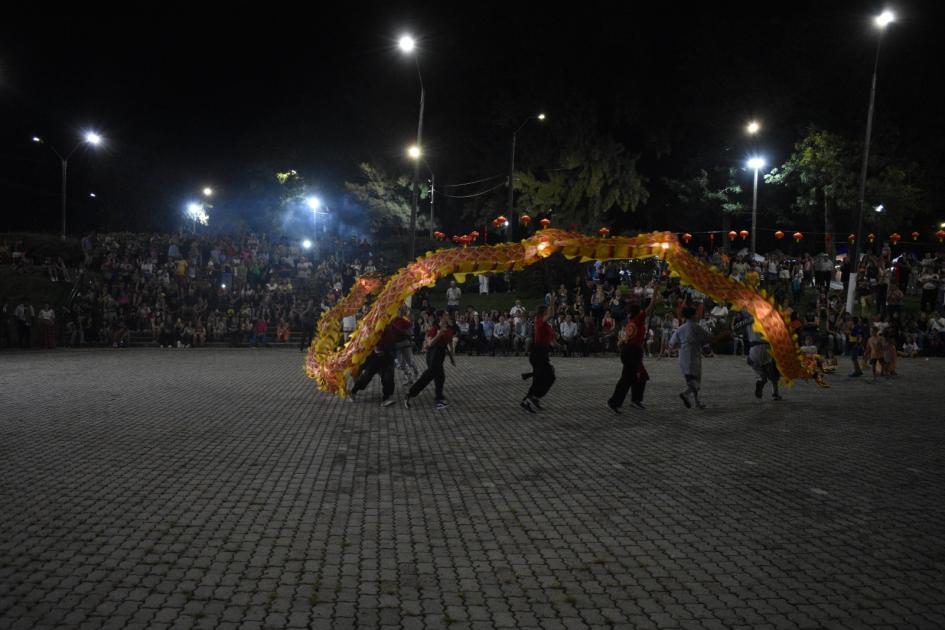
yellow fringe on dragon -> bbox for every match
[304,229,817,396]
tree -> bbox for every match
[344,162,430,236]
[512,113,648,231]
[664,166,745,246]
[764,127,855,257]
[766,126,923,256]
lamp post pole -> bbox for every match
[846,11,894,315]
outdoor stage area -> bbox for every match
[1,349,944,630]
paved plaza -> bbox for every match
[1,349,944,630]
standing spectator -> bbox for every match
[253,318,269,347]
[14,299,34,348]
[559,314,578,357]
[299,301,317,352]
[446,281,462,316]
[38,303,56,349]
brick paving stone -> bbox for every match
[1,350,944,629]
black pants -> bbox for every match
[17,322,30,348]
[609,345,646,408]
[352,352,395,400]
[299,324,315,351]
[526,347,555,399]
[408,354,445,401]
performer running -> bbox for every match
[349,313,412,407]
[403,310,455,410]
[607,287,661,413]
[734,309,783,401]
[668,306,711,409]
[521,304,557,413]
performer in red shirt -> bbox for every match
[608,286,660,412]
[521,304,557,413]
[404,310,455,410]
[350,314,412,406]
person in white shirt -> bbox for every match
[559,314,579,356]
[509,300,526,320]
[38,303,56,349]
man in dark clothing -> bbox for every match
[350,315,412,407]
[299,301,317,352]
[521,304,557,413]
[607,289,660,413]
[404,311,455,410]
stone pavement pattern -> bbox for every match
[1,349,944,630]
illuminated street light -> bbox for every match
[306,196,321,211]
[302,239,312,249]
[397,31,425,261]
[203,187,214,197]
[508,112,548,241]
[408,146,436,238]
[847,9,897,314]
[32,130,104,240]
[746,121,761,135]
[875,10,895,28]
[308,196,329,253]
[874,204,885,213]
[89,193,96,198]
[746,156,767,254]
[398,35,416,53]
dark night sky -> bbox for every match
[1,1,943,235]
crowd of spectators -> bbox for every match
[0,232,382,349]
[3,234,945,360]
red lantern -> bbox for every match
[520,214,532,226]
[728,230,738,241]
[598,227,610,237]
[848,233,856,243]
[539,218,551,229]
[912,231,920,241]
[470,231,480,239]
[682,233,693,243]
[936,230,945,243]
[793,231,803,243]
[774,230,785,240]
[889,233,901,245]
[825,233,833,242]
[709,233,716,243]
[868,233,876,243]
[495,215,507,224]
[739,229,749,240]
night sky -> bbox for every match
[1,1,943,237]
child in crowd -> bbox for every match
[902,335,918,358]
[865,327,887,380]
[883,330,898,376]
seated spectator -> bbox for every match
[194,320,207,347]
[579,315,597,356]
[599,312,616,351]
[493,315,511,354]
[512,316,529,355]
[480,314,495,355]
[276,318,291,342]
[111,322,130,348]
[559,314,578,357]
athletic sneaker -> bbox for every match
[520,399,535,413]
[403,397,411,409]
[607,401,621,414]
[380,399,396,408]
[755,380,764,399]
[679,392,692,408]
[529,396,543,410]
[772,394,783,401]
[435,400,449,410]
[629,401,645,410]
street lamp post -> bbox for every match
[307,196,329,255]
[399,35,424,261]
[747,157,766,255]
[33,131,102,240]
[407,145,435,238]
[507,113,546,242]
[846,10,895,315]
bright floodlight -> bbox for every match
[89,193,96,198]
[398,35,416,53]
[538,113,546,121]
[875,10,895,28]
[747,157,766,170]
[302,239,312,249]
[32,136,42,143]
[202,187,213,197]
[407,145,422,159]
[875,204,885,213]
[84,132,102,145]
[187,202,202,217]
[306,196,321,211]
[746,121,760,134]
